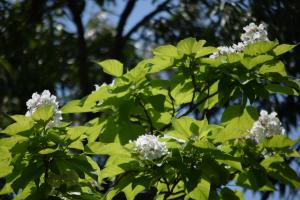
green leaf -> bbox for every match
[265,84,298,95]
[262,135,295,149]
[67,126,88,141]
[172,116,195,139]
[272,44,296,56]
[177,37,196,55]
[220,187,244,200]
[0,135,28,150]
[237,170,275,191]
[32,105,55,122]
[0,147,13,178]
[147,94,166,112]
[259,60,287,76]
[185,179,210,200]
[38,148,57,154]
[216,106,258,142]
[100,156,135,180]
[61,99,95,113]
[97,59,123,77]
[244,41,278,56]
[266,162,300,188]
[153,44,181,58]
[195,47,218,58]
[86,142,130,156]
[171,78,193,105]
[1,118,34,136]
[146,57,174,73]
[192,40,207,52]
[241,55,274,69]
[227,53,244,63]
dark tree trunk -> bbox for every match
[67,0,90,96]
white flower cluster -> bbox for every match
[241,23,269,44]
[249,110,285,142]
[25,90,62,127]
[210,22,269,58]
[131,134,169,161]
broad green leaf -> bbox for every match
[124,60,149,82]
[241,55,274,69]
[0,147,13,178]
[13,181,36,200]
[38,148,57,154]
[61,99,95,113]
[262,135,295,149]
[237,170,275,191]
[171,79,193,105]
[192,40,207,52]
[69,140,84,150]
[214,153,243,171]
[147,94,166,112]
[84,84,110,106]
[220,187,244,200]
[221,105,257,125]
[261,155,283,168]
[100,156,135,180]
[195,47,217,58]
[193,140,215,150]
[86,156,101,182]
[0,135,28,149]
[32,105,54,122]
[67,126,88,141]
[265,84,298,95]
[97,59,123,77]
[272,44,296,56]
[153,44,181,58]
[146,57,174,73]
[177,37,196,55]
[227,53,244,63]
[244,41,278,56]
[1,118,34,136]
[86,142,130,156]
[200,57,223,67]
[172,116,195,139]
[259,60,287,76]
[216,106,258,142]
[266,162,300,188]
[185,179,210,200]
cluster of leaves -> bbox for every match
[1,38,300,200]
[0,106,102,199]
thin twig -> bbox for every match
[168,87,176,117]
[138,96,154,134]
[124,0,171,40]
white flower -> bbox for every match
[241,22,269,45]
[249,110,285,142]
[209,22,269,58]
[25,90,62,128]
[131,134,169,161]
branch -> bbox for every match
[111,0,137,59]
[124,0,171,40]
[168,87,176,117]
[138,96,154,134]
[179,90,218,118]
[67,0,90,95]
[116,0,137,39]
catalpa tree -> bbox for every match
[1,23,300,200]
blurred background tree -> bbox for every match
[0,0,299,199]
